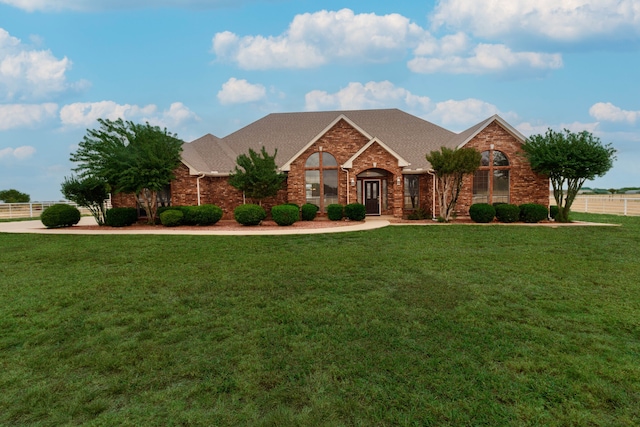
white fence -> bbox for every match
[0,202,92,219]
[550,195,640,216]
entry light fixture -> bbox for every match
[350,178,355,186]
[396,176,402,186]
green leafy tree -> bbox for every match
[228,147,286,205]
[0,189,30,203]
[70,118,183,224]
[61,175,109,225]
[426,147,482,222]
[522,129,616,223]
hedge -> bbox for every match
[519,203,548,223]
[495,204,520,223]
[160,210,183,227]
[327,204,344,221]
[271,204,299,226]
[301,203,319,221]
[106,207,138,227]
[40,204,81,228]
[469,203,496,223]
[344,203,366,221]
[234,204,266,226]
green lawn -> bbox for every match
[1,213,639,426]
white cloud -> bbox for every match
[0,103,58,130]
[217,78,266,105]
[431,0,640,43]
[408,43,563,74]
[212,8,426,69]
[426,99,504,128]
[0,145,36,160]
[59,100,199,129]
[0,28,78,101]
[516,121,600,137]
[305,81,431,111]
[0,0,248,12]
[589,102,640,124]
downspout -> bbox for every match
[427,170,437,220]
[196,173,205,206]
[341,167,350,205]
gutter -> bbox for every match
[341,167,350,204]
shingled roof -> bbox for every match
[180,109,517,175]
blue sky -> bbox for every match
[1,0,639,201]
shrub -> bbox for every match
[40,204,81,228]
[495,204,520,223]
[301,203,319,221]
[327,204,344,221]
[160,209,183,227]
[105,207,138,227]
[469,203,496,223]
[519,203,549,223]
[550,205,560,220]
[407,208,430,220]
[271,204,299,226]
[234,204,266,226]
[344,203,366,221]
[190,204,223,225]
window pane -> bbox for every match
[480,151,490,167]
[322,152,338,167]
[493,151,509,167]
[323,170,338,206]
[305,170,320,207]
[492,170,509,203]
[305,152,320,167]
[473,170,489,204]
[404,175,419,209]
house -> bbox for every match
[112,108,549,219]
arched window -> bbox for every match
[473,150,510,204]
[305,152,339,212]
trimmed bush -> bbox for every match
[344,203,366,221]
[271,204,299,226]
[495,203,520,223]
[191,204,223,225]
[40,203,81,228]
[407,208,430,220]
[519,203,548,223]
[234,204,266,226]
[105,207,138,227]
[301,203,319,221]
[550,205,559,220]
[160,209,183,227]
[327,204,344,221]
[469,203,496,223]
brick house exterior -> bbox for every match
[111,109,548,219]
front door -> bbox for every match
[364,180,380,215]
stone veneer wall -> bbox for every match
[454,122,549,216]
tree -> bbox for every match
[426,147,482,222]
[228,146,286,204]
[0,189,30,203]
[70,118,183,224]
[522,129,616,222]
[61,175,109,225]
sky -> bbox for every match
[0,0,639,201]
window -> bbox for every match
[473,150,510,204]
[305,152,339,212]
[404,175,420,209]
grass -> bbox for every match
[1,213,639,426]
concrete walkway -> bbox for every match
[0,217,391,235]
